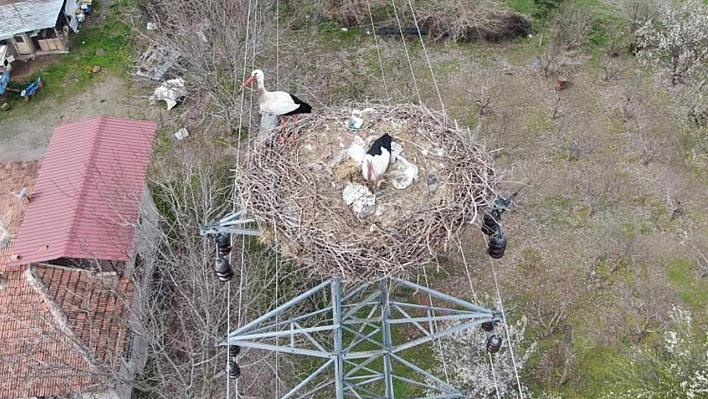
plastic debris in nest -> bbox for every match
[235,104,498,280]
[340,134,419,217]
[343,183,376,218]
[137,45,181,81]
[150,78,186,110]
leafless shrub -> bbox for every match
[324,0,384,26]
[550,2,593,50]
[551,94,563,120]
[128,137,299,398]
[685,79,708,128]
[599,55,624,82]
[417,0,531,42]
[538,50,561,79]
[476,82,492,117]
[127,0,274,133]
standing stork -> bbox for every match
[362,133,392,188]
[240,69,312,144]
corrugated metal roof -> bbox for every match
[9,116,157,267]
[0,0,65,41]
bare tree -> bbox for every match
[125,0,275,133]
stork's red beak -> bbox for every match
[239,76,256,91]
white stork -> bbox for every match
[240,69,312,144]
[362,133,392,188]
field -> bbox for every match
[2,0,706,398]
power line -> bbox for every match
[404,0,446,117]
[389,0,421,103]
[364,0,390,104]
[457,237,501,399]
[233,0,257,397]
[487,253,524,398]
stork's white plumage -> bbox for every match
[362,134,393,187]
[240,69,312,143]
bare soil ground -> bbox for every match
[0,75,152,162]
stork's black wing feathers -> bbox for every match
[283,94,312,115]
[367,133,393,156]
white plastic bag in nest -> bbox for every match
[388,154,418,190]
[347,135,367,165]
[343,182,377,218]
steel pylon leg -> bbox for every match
[222,276,502,399]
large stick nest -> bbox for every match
[235,104,497,280]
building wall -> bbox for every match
[11,33,33,55]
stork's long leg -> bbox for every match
[279,116,287,144]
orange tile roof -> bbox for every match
[0,161,135,399]
[0,161,40,266]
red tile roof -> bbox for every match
[9,116,157,267]
[0,161,40,266]
[0,160,136,399]
[0,266,134,399]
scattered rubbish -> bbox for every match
[20,77,44,103]
[174,127,189,140]
[346,135,367,165]
[146,22,157,31]
[348,115,363,130]
[340,27,348,32]
[347,108,374,130]
[390,141,403,163]
[0,68,8,95]
[531,60,542,68]
[91,65,101,73]
[1,102,10,111]
[389,155,418,190]
[137,45,181,81]
[427,174,438,193]
[555,77,568,91]
[343,182,377,218]
[151,78,187,110]
[196,20,211,43]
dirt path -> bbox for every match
[0,75,153,162]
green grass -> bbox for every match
[666,259,708,312]
[0,0,133,120]
[566,344,640,398]
[503,0,538,14]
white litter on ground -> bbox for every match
[150,78,186,110]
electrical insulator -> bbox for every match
[228,361,241,379]
[229,345,241,358]
[487,234,507,259]
[481,321,494,332]
[216,233,232,256]
[486,334,502,353]
[214,257,234,282]
[481,213,498,236]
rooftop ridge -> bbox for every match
[24,265,100,371]
[64,116,107,259]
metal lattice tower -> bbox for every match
[202,210,505,398]
[219,275,502,399]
